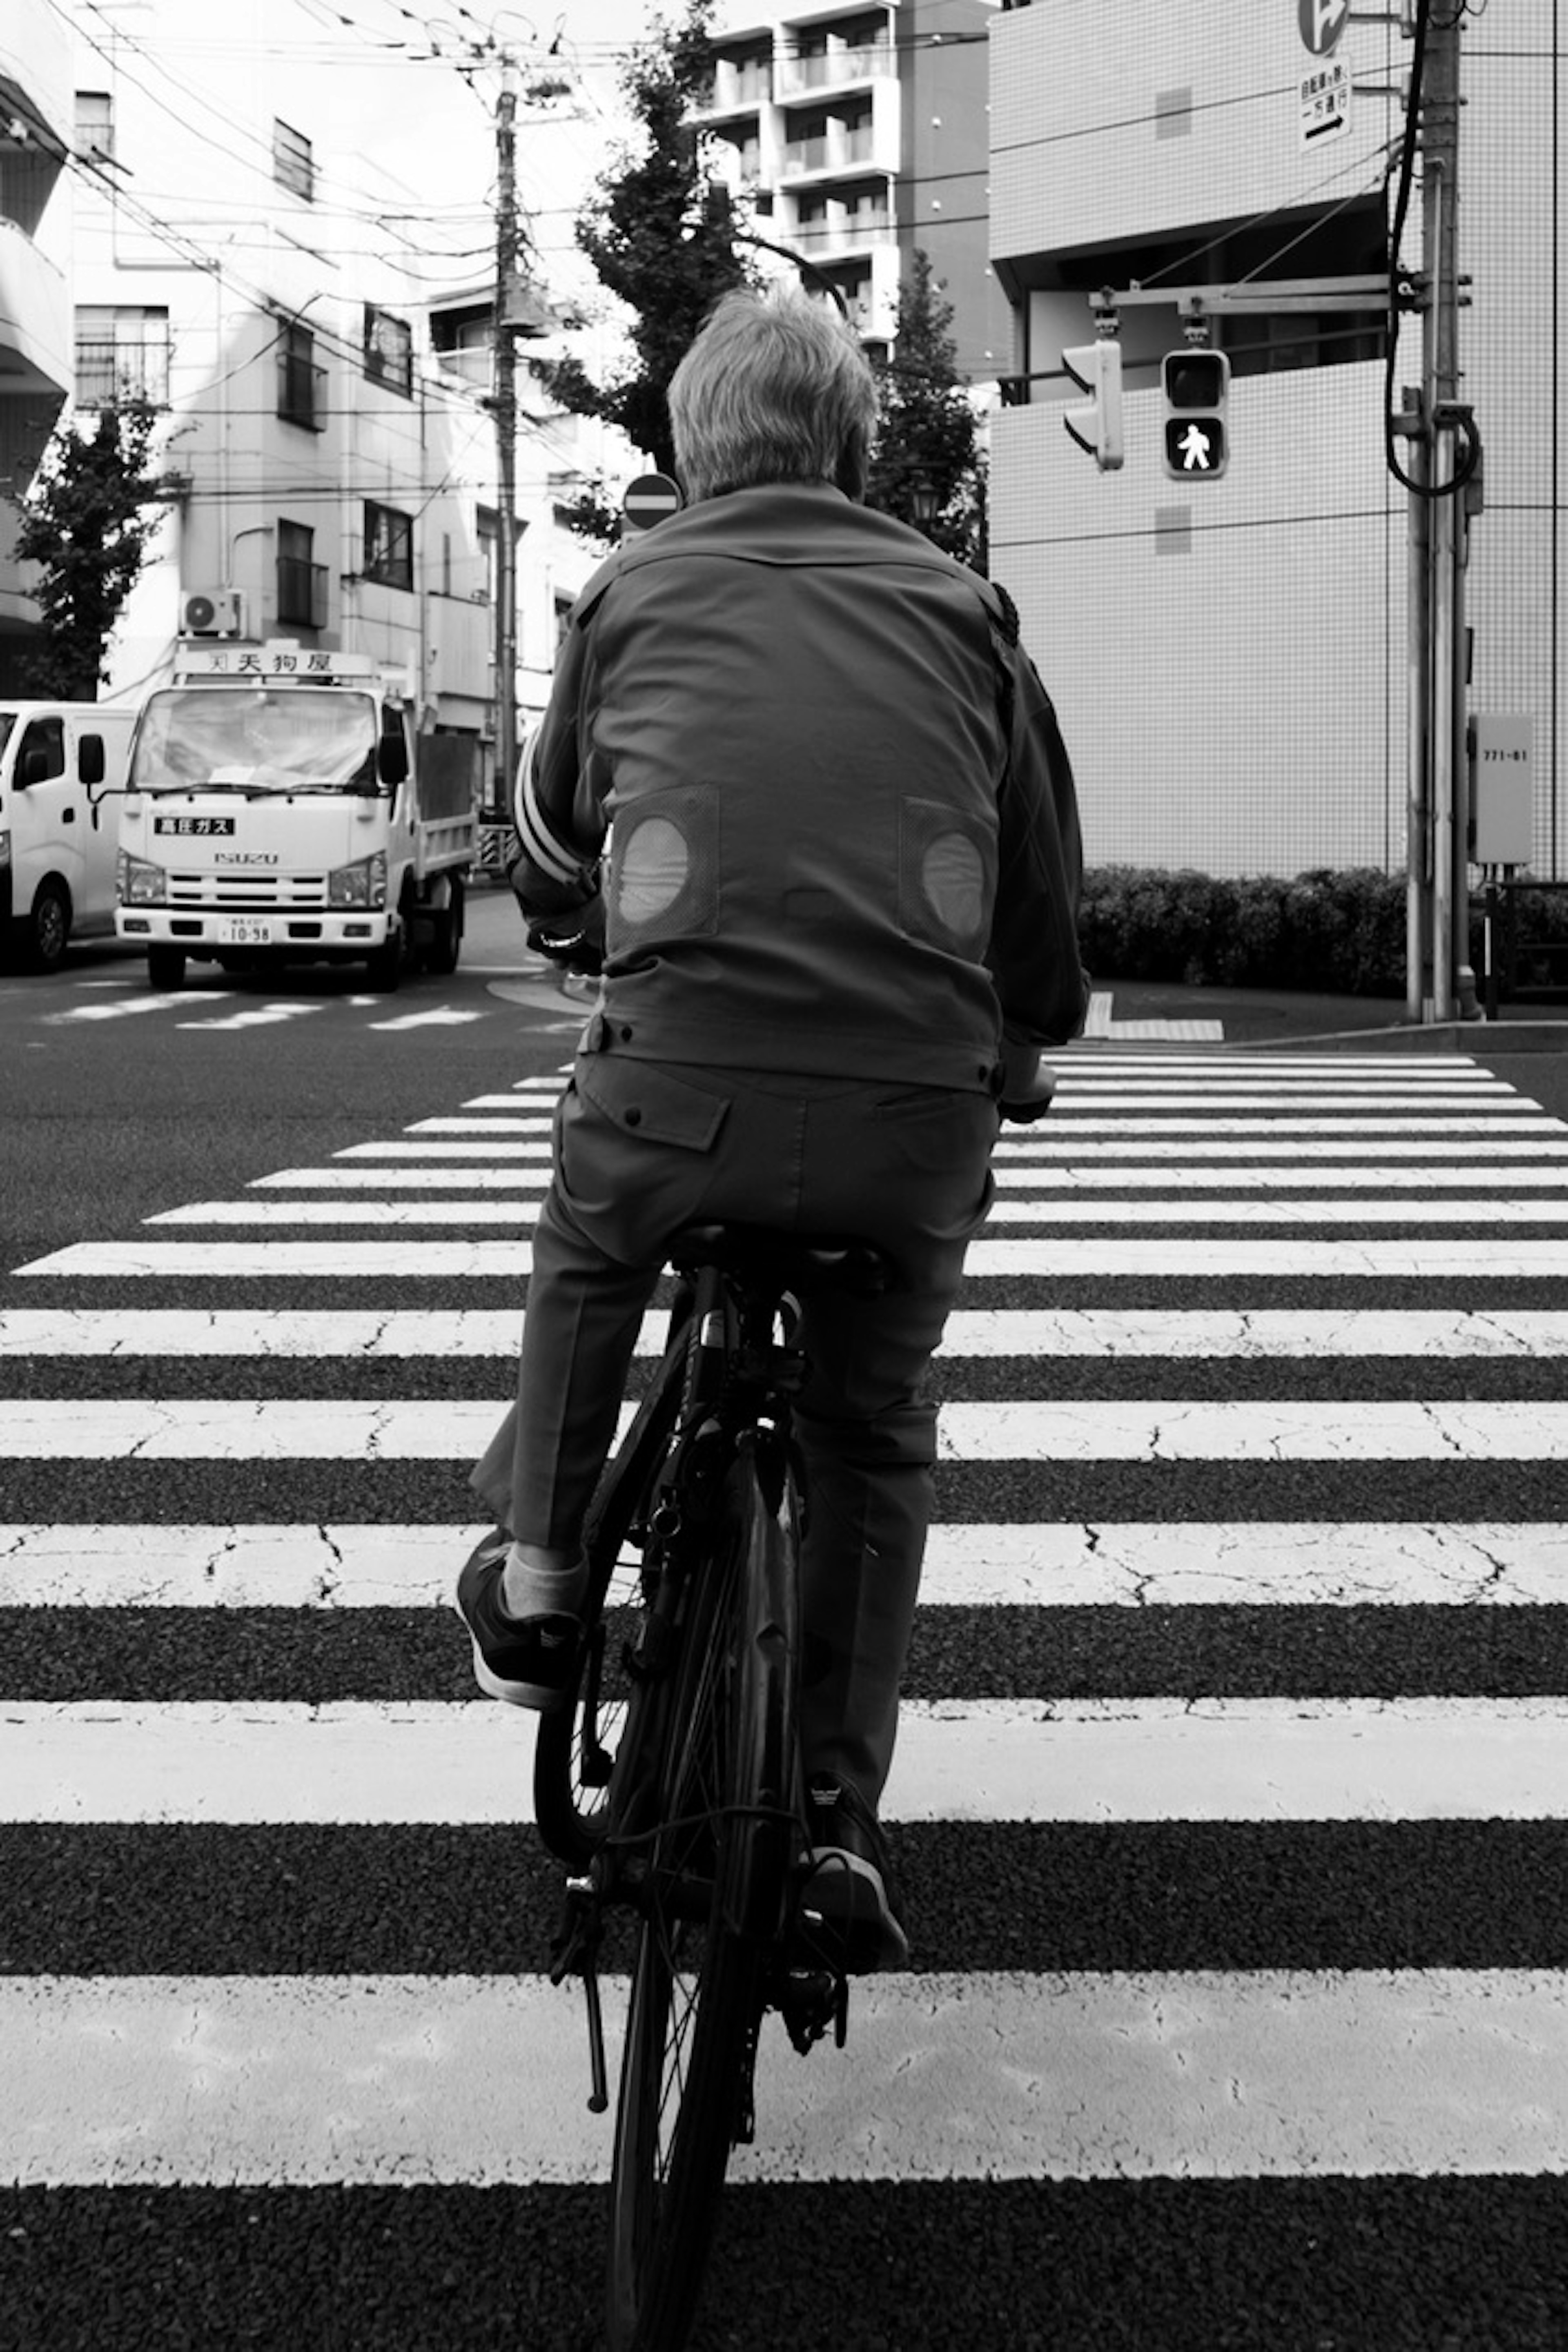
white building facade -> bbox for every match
[0,0,74,693]
[13,0,609,805]
[989,0,1564,882]
[699,0,1009,377]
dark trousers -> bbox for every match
[471,1050,998,1807]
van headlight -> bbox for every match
[328,851,388,909]
[118,851,166,905]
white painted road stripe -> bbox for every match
[9,1305,1568,1359]
[332,1141,554,1159]
[22,1238,1568,1277]
[137,1197,1568,1228]
[43,993,229,1023]
[10,1395,1568,1461]
[7,1697,1568,1824]
[7,1969,1567,2187]
[993,1138,1568,1158]
[1019,1116,1567,1134]
[241,1163,1568,1192]
[5,1519,1566,1609]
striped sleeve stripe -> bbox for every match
[510,719,584,887]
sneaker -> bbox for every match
[455,1529,582,1713]
[798,1777,909,1972]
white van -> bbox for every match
[0,703,137,970]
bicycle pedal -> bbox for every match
[778,1965,849,2056]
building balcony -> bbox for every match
[775,42,893,101]
[781,122,891,181]
[791,211,895,259]
[691,57,772,117]
[0,0,73,154]
[0,217,69,398]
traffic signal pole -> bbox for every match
[492,65,520,820]
[1404,0,1479,1024]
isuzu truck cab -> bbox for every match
[115,641,474,991]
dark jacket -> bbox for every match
[511,481,1087,1091]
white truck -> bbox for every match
[115,641,476,991]
[0,702,137,970]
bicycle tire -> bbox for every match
[533,1293,693,1869]
[606,1433,802,2352]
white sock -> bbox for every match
[501,1546,587,1620]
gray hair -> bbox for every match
[667,285,879,504]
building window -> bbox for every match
[276,319,326,431]
[75,92,114,160]
[75,306,171,407]
[277,520,327,629]
[364,501,414,592]
[273,118,315,202]
[363,305,414,397]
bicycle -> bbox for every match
[534,1213,890,2352]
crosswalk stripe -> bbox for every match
[234,1162,1568,1192]
[11,1396,1568,1461]
[12,1036,1568,2264]
[4,1520,1565,1608]
[135,1197,1568,1227]
[993,1137,1568,1158]
[7,1696,1568,1824]
[9,1305,1568,1359]
[21,1238,1568,1276]
[7,1968,1567,2187]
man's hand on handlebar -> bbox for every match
[998,1041,1056,1124]
[526,922,604,978]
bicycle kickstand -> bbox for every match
[549,1875,610,2114]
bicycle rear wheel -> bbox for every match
[606,1435,801,2352]
[533,1294,693,1869]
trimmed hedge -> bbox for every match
[1079,865,1568,998]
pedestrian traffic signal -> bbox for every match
[1161,348,1229,480]
[1061,339,1124,472]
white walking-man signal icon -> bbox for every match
[1178,423,1216,471]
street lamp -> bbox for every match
[909,474,939,528]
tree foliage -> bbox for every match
[537,0,748,533]
[12,401,163,698]
[866,249,986,569]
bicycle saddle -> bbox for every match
[668,1222,891,1297]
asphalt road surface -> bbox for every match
[4,900,1568,2350]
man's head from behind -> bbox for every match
[668,285,879,506]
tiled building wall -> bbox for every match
[989,0,1565,882]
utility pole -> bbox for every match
[1403,0,1479,1023]
[492,62,520,818]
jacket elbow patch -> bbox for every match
[899,799,992,954]
[610,792,719,938]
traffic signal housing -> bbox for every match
[1162,347,1229,479]
[1061,339,1124,472]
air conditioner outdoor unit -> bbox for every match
[181,588,245,637]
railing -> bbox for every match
[694,58,772,111]
[776,43,893,96]
[276,557,329,630]
[74,336,170,408]
[784,124,878,176]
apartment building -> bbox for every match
[13,0,608,800]
[988,0,1564,883]
[697,0,1009,378]
[0,1,74,695]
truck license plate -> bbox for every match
[218,918,274,946]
